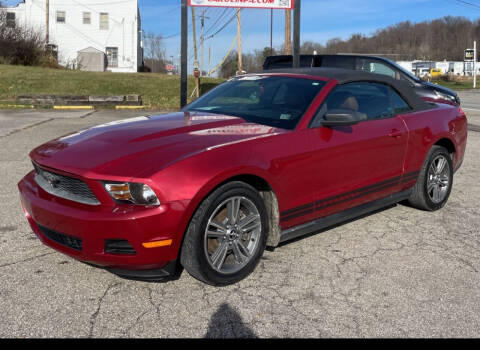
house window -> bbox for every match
[6,12,15,28]
[83,12,91,25]
[56,11,66,23]
[106,47,118,68]
[99,13,109,30]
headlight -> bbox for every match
[104,182,160,206]
[434,90,456,103]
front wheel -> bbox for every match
[180,181,268,286]
[408,145,453,211]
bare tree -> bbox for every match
[143,31,166,73]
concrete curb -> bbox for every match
[115,105,148,110]
[0,104,35,109]
[18,94,142,107]
[53,106,94,110]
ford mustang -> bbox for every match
[18,68,468,285]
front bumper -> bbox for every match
[18,171,188,276]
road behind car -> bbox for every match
[0,108,479,338]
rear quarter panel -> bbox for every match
[400,104,467,182]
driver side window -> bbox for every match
[311,82,394,128]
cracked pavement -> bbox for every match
[0,108,479,338]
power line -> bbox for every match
[162,22,194,39]
[206,10,238,39]
[205,8,230,35]
[68,0,124,25]
[452,0,480,10]
[155,4,181,16]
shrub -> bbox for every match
[0,10,48,66]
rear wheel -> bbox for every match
[408,145,453,211]
[180,181,268,286]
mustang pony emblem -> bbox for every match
[42,172,60,188]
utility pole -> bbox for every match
[46,0,50,44]
[474,40,477,89]
[270,9,273,55]
[191,7,200,97]
[208,45,211,77]
[180,0,188,108]
[236,9,243,75]
[293,0,301,68]
[284,9,291,55]
[200,9,205,77]
[191,7,199,69]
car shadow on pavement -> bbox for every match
[204,303,257,338]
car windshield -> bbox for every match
[184,75,327,130]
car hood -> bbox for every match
[422,81,457,96]
[30,112,284,179]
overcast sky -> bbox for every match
[3,0,480,71]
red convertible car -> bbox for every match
[18,68,467,285]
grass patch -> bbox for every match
[0,64,224,110]
[431,80,479,90]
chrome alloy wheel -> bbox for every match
[204,196,262,274]
[427,155,451,204]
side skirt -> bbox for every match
[279,189,412,243]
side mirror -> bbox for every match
[322,109,367,127]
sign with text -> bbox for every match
[465,49,474,61]
[188,0,294,9]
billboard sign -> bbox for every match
[465,49,474,61]
[188,0,294,9]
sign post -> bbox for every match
[180,0,188,108]
[474,41,477,89]
[293,0,300,68]
[465,46,477,88]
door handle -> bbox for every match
[388,129,402,138]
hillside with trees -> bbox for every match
[220,16,480,78]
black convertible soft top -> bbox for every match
[261,67,433,112]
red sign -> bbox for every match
[166,64,175,71]
[188,0,294,10]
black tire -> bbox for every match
[408,145,453,211]
[180,181,268,286]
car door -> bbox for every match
[304,82,409,220]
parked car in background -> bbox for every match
[19,68,467,286]
[430,68,443,78]
[263,54,460,106]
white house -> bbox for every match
[2,0,143,72]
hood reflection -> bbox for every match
[190,124,275,136]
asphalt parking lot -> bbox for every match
[458,90,480,131]
[0,105,479,338]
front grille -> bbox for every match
[33,163,100,205]
[38,225,83,251]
